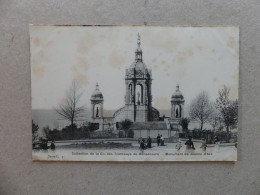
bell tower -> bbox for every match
[171,84,185,119]
[90,83,104,119]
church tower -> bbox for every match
[171,84,185,119]
[90,83,104,119]
[124,34,153,122]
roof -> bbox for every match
[91,83,103,101]
[171,84,184,102]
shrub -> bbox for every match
[179,133,186,138]
[118,131,125,138]
[127,129,134,138]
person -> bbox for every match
[175,139,182,151]
[42,139,48,150]
[200,138,207,151]
[140,138,145,150]
[157,134,161,147]
[147,136,152,148]
[214,136,219,144]
[50,140,55,150]
[160,135,164,146]
[215,141,220,153]
[185,136,195,150]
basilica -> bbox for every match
[89,34,185,138]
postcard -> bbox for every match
[31,25,238,161]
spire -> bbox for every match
[176,84,179,91]
[135,33,143,62]
[137,33,141,47]
[96,82,99,90]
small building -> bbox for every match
[90,83,114,130]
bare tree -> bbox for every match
[216,86,238,134]
[189,91,213,130]
[55,80,85,131]
[209,107,223,131]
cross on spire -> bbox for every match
[135,33,143,62]
[137,33,141,47]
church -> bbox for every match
[89,34,185,138]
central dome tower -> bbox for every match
[113,34,160,123]
[123,34,158,122]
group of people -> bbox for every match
[139,134,166,150]
[138,135,222,151]
[156,134,165,146]
[139,136,152,150]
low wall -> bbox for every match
[133,129,178,139]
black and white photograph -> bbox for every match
[30,25,239,161]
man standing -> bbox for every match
[140,138,145,150]
[147,136,152,148]
[157,134,161,147]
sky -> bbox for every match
[30,25,239,114]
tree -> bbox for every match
[127,129,135,138]
[43,126,51,139]
[179,117,190,130]
[120,119,133,137]
[55,80,85,131]
[189,91,213,131]
[32,120,39,143]
[216,86,238,134]
[179,117,190,136]
[209,108,223,131]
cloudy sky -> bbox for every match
[30,25,239,113]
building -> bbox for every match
[89,34,185,138]
[113,33,159,123]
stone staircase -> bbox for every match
[130,121,167,130]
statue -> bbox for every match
[137,91,141,105]
[176,107,179,118]
[96,107,99,117]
